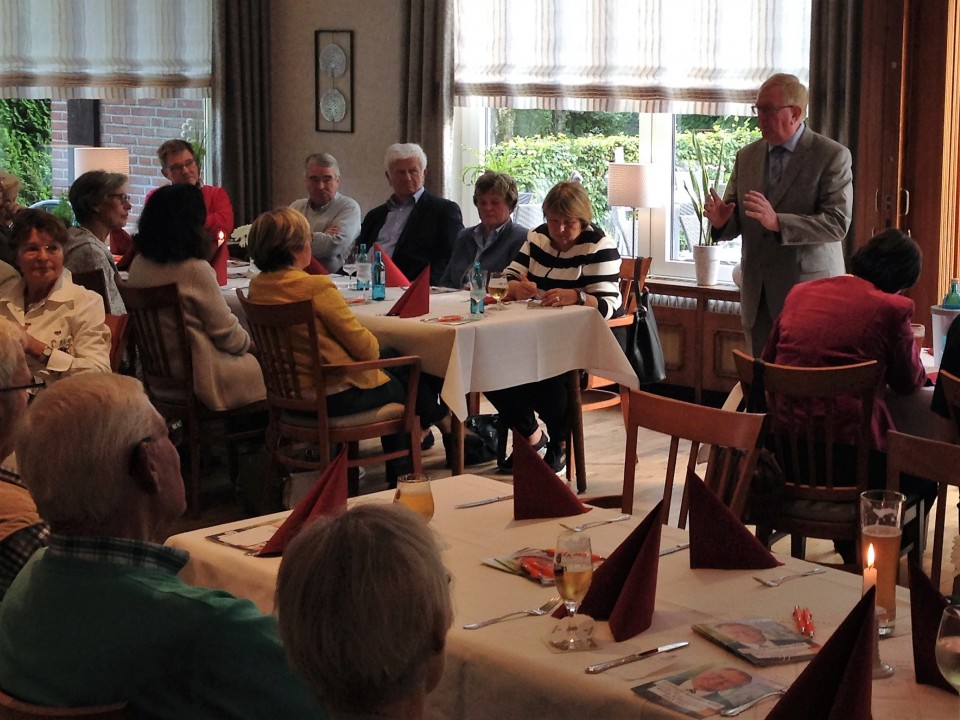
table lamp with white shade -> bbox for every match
[607,162,660,258]
[72,147,130,181]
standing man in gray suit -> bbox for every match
[705,73,853,355]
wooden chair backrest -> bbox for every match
[732,349,881,502]
[115,282,193,403]
[621,388,766,525]
[103,314,128,373]
[235,292,326,414]
[70,269,109,314]
[887,430,960,586]
[618,257,652,314]
[0,688,126,719]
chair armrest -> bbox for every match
[606,316,633,329]
[321,355,422,375]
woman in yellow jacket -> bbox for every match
[246,207,409,483]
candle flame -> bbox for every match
[218,230,225,246]
[866,543,875,568]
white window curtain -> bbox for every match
[455,0,810,115]
[0,0,212,99]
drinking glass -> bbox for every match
[341,248,358,277]
[550,531,595,651]
[936,605,960,692]
[860,489,905,636]
[485,271,510,310]
[393,473,435,522]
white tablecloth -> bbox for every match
[167,476,957,720]
[224,281,639,420]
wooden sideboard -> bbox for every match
[645,277,745,403]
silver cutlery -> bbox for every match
[659,542,691,557]
[584,641,688,674]
[719,689,786,716]
[560,514,631,533]
[454,494,514,509]
[463,597,562,629]
[752,567,826,587]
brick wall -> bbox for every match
[51,99,205,228]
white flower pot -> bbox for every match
[693,244,721,286]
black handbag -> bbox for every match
[613,281,666,386]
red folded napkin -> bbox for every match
[512,435,590,520]
[257,449,348,557]
[555,500,663,641]
[909,560,959,694]
[387,267,430,318]
[210,239,229,286]
[766,587,875,720]
[687,473,781,569]
[304,256,329,275]
[373,243,410,287]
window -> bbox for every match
[453,0,809,278]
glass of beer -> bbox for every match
[393,474,435,522]
[550,531,595,651]
[485,271,510,310]
[860,490,905,636]
[936,605,960,691]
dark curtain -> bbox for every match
[213,0,271,226]
[809,0,863,259]
[403,0,454,196]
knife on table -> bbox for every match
[658,542,691,557]
[454,495,515,509]
[584,641,689,674]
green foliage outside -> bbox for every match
[464,134,641,226]
[0,99,52,206]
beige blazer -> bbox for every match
[716,127,853,330]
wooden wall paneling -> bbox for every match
[703,311,745,394]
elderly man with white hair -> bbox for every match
[0,317,47,600]
[356,142,463,285]
[0,374,324,719]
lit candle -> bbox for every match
[862,543,877,595]
[218,230,225,246]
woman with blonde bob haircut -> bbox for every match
[247,207,411,483]
[276,504,452,719]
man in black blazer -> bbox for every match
[357,143,463,285]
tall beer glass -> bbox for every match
[860,490,905,636]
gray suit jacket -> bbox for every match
[715,127,853,329]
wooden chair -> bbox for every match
[102,314,128,373]
[0,688,126,719]
[236,292,422,496]
[887,430,960,591]
[588,388,766,522]
[732,349,885,566]
[117,281,266,516]
[70,269,110,313]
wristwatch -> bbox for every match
[576,290,587,306]
[41,346,53,364]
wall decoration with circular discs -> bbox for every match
[315,30,353,132]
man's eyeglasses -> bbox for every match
[751,104,793,116]
[0,381,45,393]
[20,243,62,257]
[107,193,131,203]
[166,158,196,174]
[127,419,185,474]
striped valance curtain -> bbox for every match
[0,0,212,99]
[455,0,811,115]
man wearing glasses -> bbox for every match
[290,153,361,273]
[704,73,853,356]
[157,139,235,242]
[0,318,48,601]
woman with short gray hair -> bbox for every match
[65,170,130,313]
[276,504,452,719]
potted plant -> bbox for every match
[683,131,728,285]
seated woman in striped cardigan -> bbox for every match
[487,181,622,474]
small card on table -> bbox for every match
[692,617,821,666]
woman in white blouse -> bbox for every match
[0,210,110,386]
